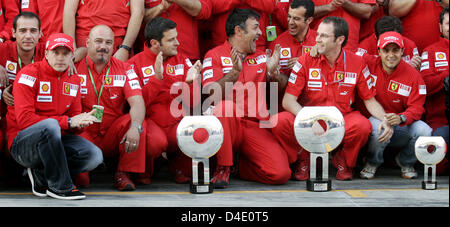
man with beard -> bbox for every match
[272,17,393,181]
[127,17,203,184]
[76,25,147,191]
[269,0,317,75]
[201,8,291,188]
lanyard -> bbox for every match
[86,58,111,105]
[17,55,35,70]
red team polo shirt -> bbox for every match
[0,0,20,41]
[420,37,449,130]
[76,56,142,136]
[21,0,65,41]
[145,0,211,60]
[400,0,443,53]
[202,41,271,121]
[74,0,131,48]
[269,28,317,75]
[286,50,375,115]
[310,0,376,52]
[363,54,427,126]
[0,41,46,86]
[127,46,197,128]
[357,33,420,64]
[6,59,82,149]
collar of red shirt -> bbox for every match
[318,49,346,70]
[222,40,264,60]
[85,54,112,76]
[441,37,449,47]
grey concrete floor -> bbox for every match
[0,164,448,208]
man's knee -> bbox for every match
[147,134,168,157]
[41,119,62,140]
[410,120,433,138]
[84,144,103,171]
[270,111,294,136]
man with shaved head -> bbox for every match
[76,25,147,191]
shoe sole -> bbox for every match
[115,184,136,191]
[359,174,375,180]
[46,190,86,200]
[27,168,47,197]
[401,175,418,179]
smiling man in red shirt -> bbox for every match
[127,17,203,184]
[202,8,291,188]
[360,32,432,179]
[76,25,146,191]
[269,0,317,75]
[63,0,145,62]
[273,17,393,181]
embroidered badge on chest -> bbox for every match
[62,82,78,97]
[388,80,411,97]
[39,82,51,94]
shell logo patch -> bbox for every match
[7,63,15,71]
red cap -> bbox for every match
[377,31,404,49]
[45,33,74,52]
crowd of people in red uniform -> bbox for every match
[0,0,448,200]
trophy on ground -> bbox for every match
[177,116,224,194]
[293,106,345,192]
[415,136,447,190]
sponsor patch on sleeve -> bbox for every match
[292,62,302,73]
[288,73,297,84]
[203,57,212,68]
[18,74,36,87]
[128,80,141,90]
[420,61,430,71]
[203,69,214,81]
[419,85,427,95]
[126,69,138,80]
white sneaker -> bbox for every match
[395,155,418,179]
[360,163,378,179]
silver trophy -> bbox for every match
[177,116,224,194]
[293,106,345,192]
[415,136,447,190]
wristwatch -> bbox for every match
[131,122,143,133]
[117,44,132,53]
[399,114,406,124]
[68,117,72,128]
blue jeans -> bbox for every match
[10,119,103,193]
[433,125,449,159]
[366,117,433,167]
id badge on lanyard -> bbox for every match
[86,58,110,123]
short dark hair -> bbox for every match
[225,8,260,38]
[374,16,403,39]
[13,11,41,31]
[322,16,348,47]
[290,0,315,19]
[440,6,449,24]
[145,17,177,47]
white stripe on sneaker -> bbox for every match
[46,189,86,200]
[27,168,47,197]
